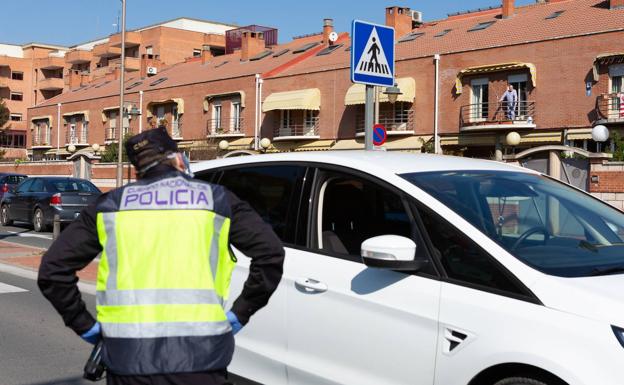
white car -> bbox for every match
[192,151,624,385]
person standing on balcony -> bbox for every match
[500,84,518,120]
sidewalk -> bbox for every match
[0,240,98,283]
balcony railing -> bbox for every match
[32,130,52,147]
[0,77,8,88]
[65,128,88,145]
[39,77,64,91]
[596,93,624,123]
[36,57,65,70]
[356,110,414,134]
[109,31,141,47]
[206,118,245,136]
[92,43,121,58]
[273,117,320,139]
[66,49,92,64]
[460,101,536,128]
[108,57,140,71]
[105,127,132,142]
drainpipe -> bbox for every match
[56,103,61,159]
[254,74,260,151]
[434,54,441,154]
[258,77,264,151]
[139,90,144,133]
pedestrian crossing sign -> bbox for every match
[351,20,395,87]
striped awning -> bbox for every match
[593,53,624,81]
[262,88,320,112]
[344,77,416,105]
[30,115,52,122]
[455,63,537,94]
[566,128,593,141]
[146,98,184,118]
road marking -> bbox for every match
[0,282,28,294]
[5,231,53,240]
[0,262,96,295]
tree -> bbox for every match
[0,98,9,129]
[100,133,135,163]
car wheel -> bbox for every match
[0,205,13,226]
[493,377,549,385]
[33,208,46,232]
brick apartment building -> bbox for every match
[0,17,235,154]
[1,0,624,203]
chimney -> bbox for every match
[241,30,265,61]
[322,19,334,45]
[140,53,161,78]
[386,6,413,40]
[502,0,515,18]
[201,44,213,65]
[611,0,624,9]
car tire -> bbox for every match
[1,205,13,226]
[33,208,47,232]
[493,377,549,385]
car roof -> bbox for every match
[192,151,535,175]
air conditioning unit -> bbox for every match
[147,66,158,76]
[410,10,423,24]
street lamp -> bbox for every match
[383,84,402,104]
[592,124,609,152]
[260,138,271,152]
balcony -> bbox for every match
[460,101,536,131]
[92,43,121,58]
[356,110,415,136]
[206,118,245,137]
[109,31,141,47]
[108,57,140,72]
[32,130,52,148]
[38,77,64,91]
[0,77,8,88]
[36,56,65,70]
[273,117,320,140]
[65,128,89,146]
[66,49,92,64]
[595,93,624,124]
[105,127,132,142]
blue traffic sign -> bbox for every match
[351,20,395,87]
[373,124,387,146]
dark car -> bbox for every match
[0,173,28,202]
[0,177,101,232]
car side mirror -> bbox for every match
[361,235,426,271]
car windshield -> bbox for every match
[402,170,624,278]
[51,179,100,193]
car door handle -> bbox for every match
[294,277,328,293]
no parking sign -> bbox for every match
[372,124,387,146]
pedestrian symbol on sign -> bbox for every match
[354,27,392,78]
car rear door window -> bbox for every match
[51,180,100,193]
[216,165,307,244]
[29,179,46,192]
[16,179,33,193]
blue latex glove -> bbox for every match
[226,311,243,335]
[81,322,101,345]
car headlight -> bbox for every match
[612,326,624,348]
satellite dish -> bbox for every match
[328,31,339,43]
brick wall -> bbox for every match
[589,162,624,210]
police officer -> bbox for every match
[38,127,285,385]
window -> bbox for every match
[315,170,413,259]
[316,44,343,56]
[10,114,22,121]
[11,72,23,81]
[273,48,290,57]
[51,179,100,193]
[146,46,153,55]
[215,61,229,68]
[304,110,318,134]
[16,179,33,193]
[416,202,529,297]
[397,32,424,43]
[280,110,293,129]
[10,93,23,101]
[471,78,489,121]
[231,102,241,131]
[508,74,529,118]
[156,106,165,124]
[546,10,565,19]
[250,50,273,61]
[468,21,496,32]
[610,65,623,118]
[149,77,167,86]
[293,42,320,54]
[434,29,452,38]
[29,179,46,193]
[193,49,201,58]
[216,165,307,243]
[125,81,142,90]
[109,111,117,139]
[212,104,222,130]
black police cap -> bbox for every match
[125,127,178,170]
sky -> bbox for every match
[0,0,535,47]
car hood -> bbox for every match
[531,274,624,326]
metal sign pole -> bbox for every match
[116,0,126,187]
[365,85,374,151]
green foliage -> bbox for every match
[100,133,135,163]
[612,131,624,162]
[0,98,9,128]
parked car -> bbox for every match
[190,151,624,385]
[0,173,27,202]
[0,177,101,232]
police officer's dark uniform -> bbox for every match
[38,128,285,385]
